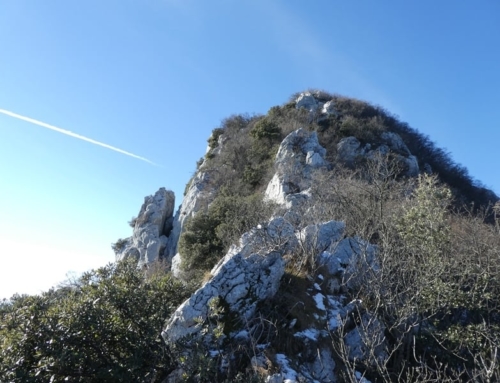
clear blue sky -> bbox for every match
[1,1,499,299]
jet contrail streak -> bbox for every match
[0,108,157,166]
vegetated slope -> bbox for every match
[177,90,497,279]
[1,91,499,383]
[166,91,500,382]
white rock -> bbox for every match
[306,151,327,167]
[337,137,363,166]
[309,348,336,382]
[274,354,299,383]
[297,220,345,254]
[344,313,387,366]
[323,100,338,114]
[170,253,182,278]
[165,171,215,260]
[266,374,283,383]
[115,188,175,266]
[222,217,298,261]
[265,129,328,208]
[295,92,318,113]
[162,249,284,343]
[338,133,420,177]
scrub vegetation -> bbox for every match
[1,91,499,382]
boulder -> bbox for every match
[318,237,377,278]
[164,171,215,261]
[295,92,319,113]
[265,128,328,208]
[381,131,411,155]
[297,220,345,254]
[162,217,295,343]
[337,137,364,166]
[344,313,388,366]
[115,188,175,266]
[337,134,419,177]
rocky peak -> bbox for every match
[114,187,174,266]
[112,90,499,382]
[265,128,328,208]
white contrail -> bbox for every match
[0,108,157,166]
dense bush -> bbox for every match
[249,118,281,141]
[178,193,273,279]
[207,127,225,149]
[0,260,192,383]
[287,90,498,209]
[111,237,129,254]
[304,159,500,381]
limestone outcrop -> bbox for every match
[162,217,293,343]
[164,171,215,262]
[115,91,495,382]
[337,133,419,176]
[265,128,328,208]
[114,188,174,266]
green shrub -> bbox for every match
[178,210,223,275]
[250,118,281,141]
[0,259,192,383]
[207,128,225,149]
[128,216,137,228]
[111,237,128,253]
[178,194,273,278]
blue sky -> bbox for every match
[1,1,499,299]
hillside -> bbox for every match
[1,91,499,382]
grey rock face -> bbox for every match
[309,348,336,382]
[337,133,420,176]
[297,220,345,254]
[170,252,183,279]
[295,92,319,113]
[337,136,364,166]
[164,171,215,261]
[344,313,388,366]
[115,188,175,266]
[163,252,284,343]
[162,217,294,343]
[265,128,328,208]
[318,237,377,278]
[230,217,298,259]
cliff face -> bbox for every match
[114,91,499,383]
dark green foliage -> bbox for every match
[207,128,225,149]
[128,216,137,228]
[310,166,500,379]
[294,91,499,208]
[243,165,265,188]
[111,237,128,253]
[0,260,193,382]
[178,193,272,278]
[178,210,223,275]
[197,113,282,194]
[249,118,281,141]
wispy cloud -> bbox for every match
[0,109,157,166]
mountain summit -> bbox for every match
[112,91,499,382]
[2,91,499,382]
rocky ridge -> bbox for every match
[113,91,497,382]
